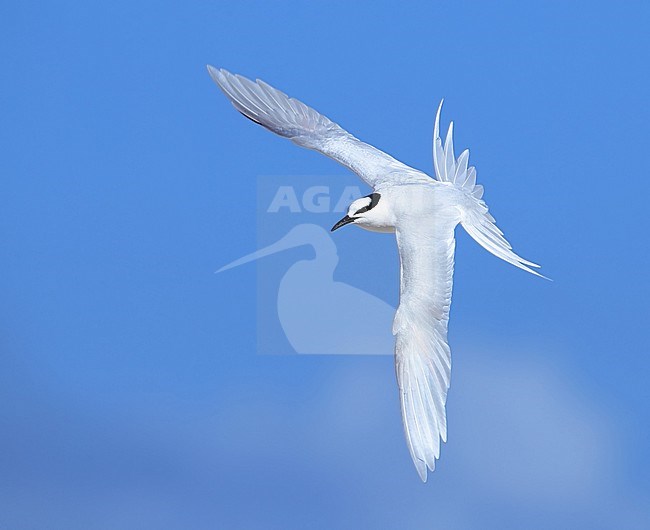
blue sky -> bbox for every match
[1,1,649,528]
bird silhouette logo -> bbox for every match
[217,222,395,355]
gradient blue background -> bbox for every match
[1,1,649,528]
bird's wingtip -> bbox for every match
[207,65,230,81]
[206,64,220,82]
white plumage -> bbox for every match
[208,66,545,481]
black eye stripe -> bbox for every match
[354,193,381,216]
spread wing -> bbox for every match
[207,66,432,189]
[393,217,457,481]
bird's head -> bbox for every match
[331,193,384,232]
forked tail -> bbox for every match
[432,101,547,278]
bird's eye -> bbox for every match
[353,193,381,216]
[354,205,370,215]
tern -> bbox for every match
[208,66,545,481]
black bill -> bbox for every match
[331,215,355,232]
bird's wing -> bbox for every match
[208,67,432,189]
[393,216,457,481]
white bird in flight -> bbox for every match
[207,66,545,481]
